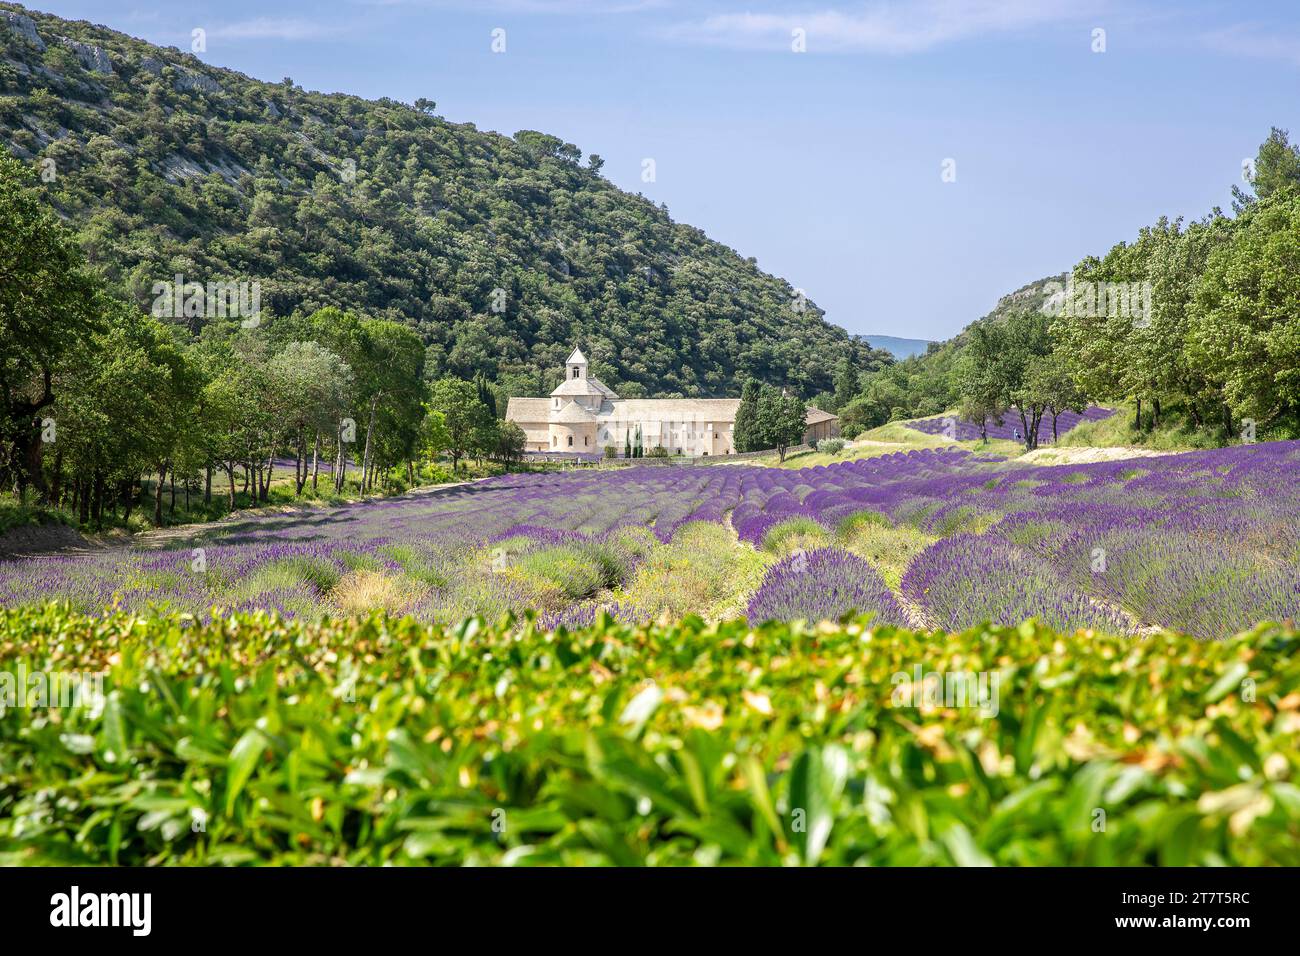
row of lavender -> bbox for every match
[736,441,1299,636]
[906,405,1115,443]
[0,440,1295,636]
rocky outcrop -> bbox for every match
[134,57,220,95]
[1,10,44,50]
[174,69,221,95]
[58,37,114,74]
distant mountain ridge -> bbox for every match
[0,2,876,399]
[863,335,932,360]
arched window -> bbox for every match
[567,436,573,447]
[583,436,589,446]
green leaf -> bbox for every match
[225,729,267,816]
[787,745,848,865]
[618,683,662,735]
[1204,661,1249,703]
[99,692,127,765]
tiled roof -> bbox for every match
[552,400,597,424]
[602,398,742,421]
[505,397,551,424]
[550,375,618,399]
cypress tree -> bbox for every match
[734,378,761,452]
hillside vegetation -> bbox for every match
[829,128,1300,449]
[0,2,873,399]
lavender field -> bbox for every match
[1,440,1297,638]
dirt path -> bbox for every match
[1017,446,1176,465]
[894,592,939,632]
[0,522,101,561]
[2,478,491,560]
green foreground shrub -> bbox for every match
[0,606,1296,866]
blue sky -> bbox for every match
[28,0,1300,340]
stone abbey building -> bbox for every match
[505,348,839,456]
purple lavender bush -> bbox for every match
[747,547,907,626]
[0,439,1295,636]
[901,534,1135,634]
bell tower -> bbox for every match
[565,346,587,382]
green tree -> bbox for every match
[0,155,102,500]
[495,421,527,463]
[754,385,809,462]
[733,378,761,452]
[831,358,860,413]
[268,341,354,494]
[1025,352,1086,444]
[1188,195,1300,433]
[954,324,1010,441]
[419,407,450,466]
[1233,127,1300,212]
[430,378,491,470]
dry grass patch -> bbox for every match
[618,522,769,622]
[837,510,937,590]
[329,569,429,616]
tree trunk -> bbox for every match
[336,423,349,492]
[21,414,49,504]
[1152,396,1161,428]
[92,473,104,530]
[154,463,167,527]
[204,464,212,505]
[294,429,307,495]
[121,479,134,524]
[312,432,320,491]
[1135,397,1142,432]
[49,448,63,509]
[361,394,380,492]
[261,447,274,502]
[169,470,176,515]
[225,462,237,510]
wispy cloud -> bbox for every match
[664,0,1094,54]
[1203,22,1300,67]
[207,18,345,42]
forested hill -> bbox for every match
[0,3,873,399]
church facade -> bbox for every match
[505,348,839,457]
